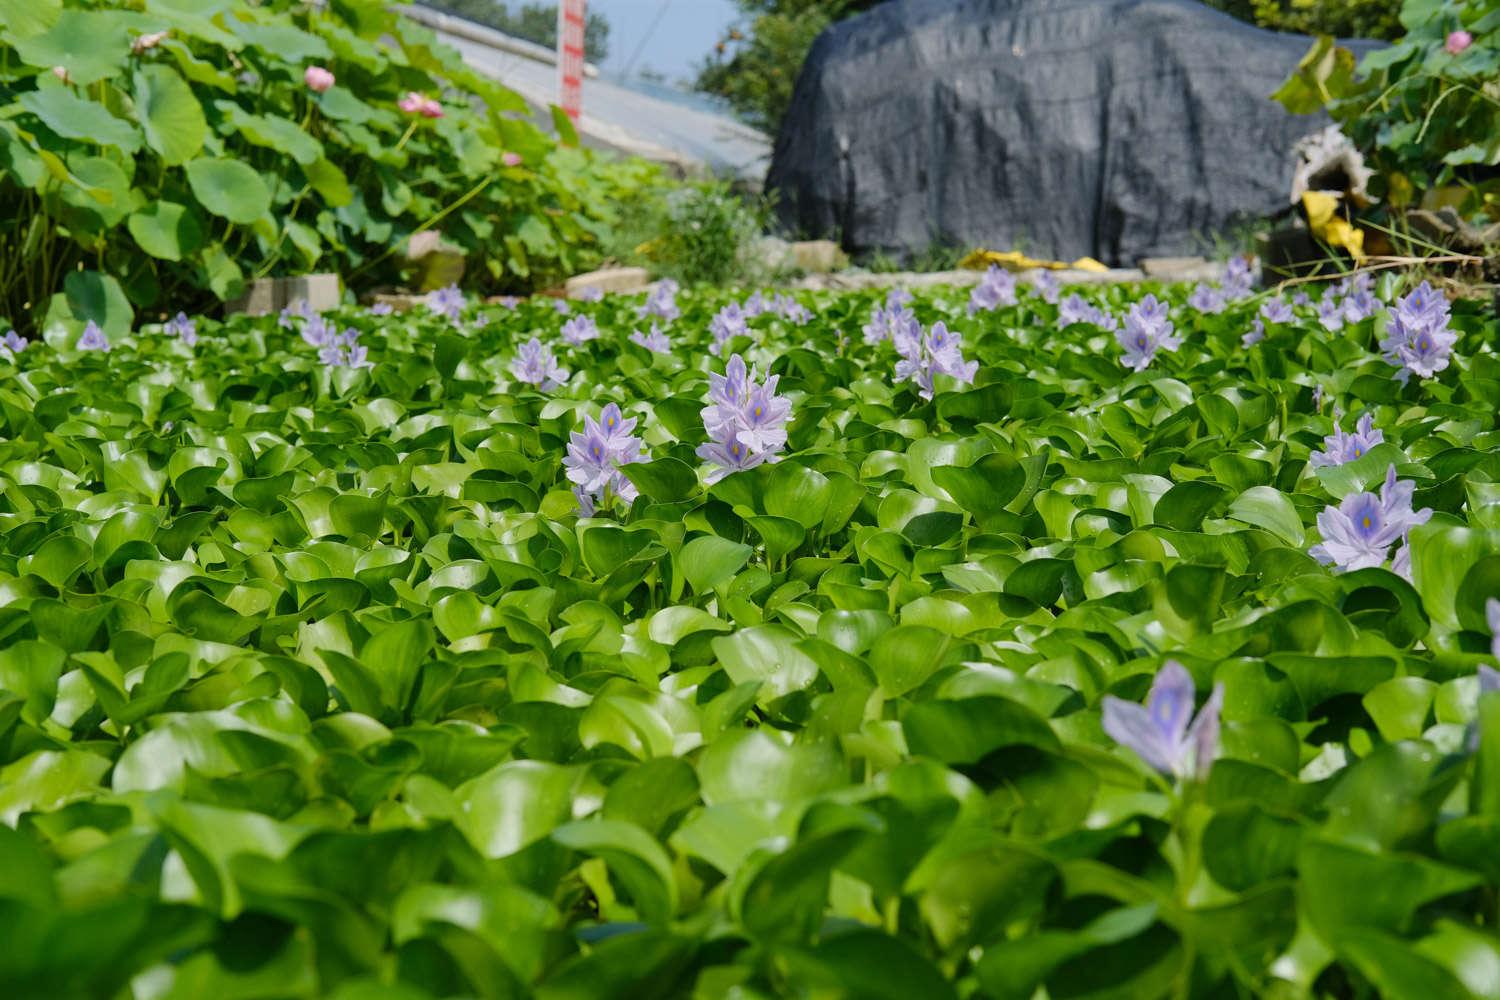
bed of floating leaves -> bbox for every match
[3,273,1500,1000]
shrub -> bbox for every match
[0,0,651,336]
[1272,0,1500,213]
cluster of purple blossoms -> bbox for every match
[1309,412,1383,468]
[564,402,645,516]
[1315,287,1345,331]
[1380,281,1457,385]
[772,293,811,325]
[862,288,917,346]
[1222,256,1256,299]
[630,324,672,354]
[0,330,25,360]
[893,318,979,400]
[709,302,749,355]
[369,301,395,317]
[78,320,111,352]
[1030,269,1060,304]
[560,315,600,346]
[277,298,316,328]
[1244,297,1294,347]
[576,285,605,303]
[509,337,569,391]
[1117,294,1180,370]
[696,353,792,483]
[552,299,571,315]
[1309,464,1430,579]
[638,279,681,322]
[741,290,771,318]
[303,319,372,369]
[1102,660,1224,782]
[1058,293,1118,330]
[164,312,197,346]
[1187,283,1227,314]
[967,264,1018,316]
[428,284,465,323]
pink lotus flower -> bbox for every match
[131,30,168,55]
[51,66,71,83]
[304,66,335,93]
[420,98,444,119]
[399,91,427,114]
[502,151,523,167]
[1447,30,1473,55]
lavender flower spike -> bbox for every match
[1117,295,1180,371]
[967,264,1018,316]
[1380,281,1457,384]
[0,330,26,359]
[77,320,111,352]
[428,284,465,322]
[1308,413,1383,468]
[1102,661,1224,780]
[695,434,767,484]
[629,324,672,354]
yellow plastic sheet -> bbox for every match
[959,249,1109,272]
[1301,191,1365,260]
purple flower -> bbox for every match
[428,284,465,322]
[709,303,749,355]
[699,353,791,478]
[561,315,600,346]
[1342,288,1378,323]
[1222,256,1256,299]
[369,302,395,316]
[695,434,767,484]
[1242,318,1266,348]
[1117,295,1180,370]
[318,344,347,367]
[1259,298,1294,324]
[895,320,978,399]
[1187,283,1227,314]
[278,299,315,328]
[565,402,646,514]
[967,264,1018,316]
[1058,293,1117,330]
[1380,282,1456,384]
[346,344,375,370]
[773,294,811,324]
[1312,384,1324,412]
[1,330,26,359]
[77,321,110,352]
[886,288,913,311]
[1309,464,1432,572]
[1102,660,1224,781]
[164,311,197,346]
[1292,291,1312,308]
[1030,269,1060,304]
[336,328,361,348]
[509,337,570,392]
[1391,535,1414,583]
[1309,413,1384,468]
[862,306,892,345]
[576,285,605,303]
[741,291,771,318]
[494,296,522,308]
[1316,290,1345,332]
[301,314,335,348]
[552,299,571,315]
[638,279,681,322]
[629,324,672,354]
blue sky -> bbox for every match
[585,0,740,83]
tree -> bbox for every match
[420,1,611,63]
[694,0,884,136]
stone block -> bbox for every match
[1139,256,1208,278]
[225,273,343,316]
[792,239,844,273]
[566,267,651,297]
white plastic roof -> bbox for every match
[404,4,772,183]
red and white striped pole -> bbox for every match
[557,0,585,121]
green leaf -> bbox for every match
[18,88,141,153]
[128,201,205,261]
[679,535,752,594]
[185,158,272,225]
[132,64,206,165]
[1227,486,1305,546]
[63,270,133,337]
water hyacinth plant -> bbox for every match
[967,263,1018,315]
[3,265,1500,999]
[1117,294,1181,370]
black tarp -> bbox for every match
[767,0,1378,266]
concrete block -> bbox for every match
[566,267,651,297]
